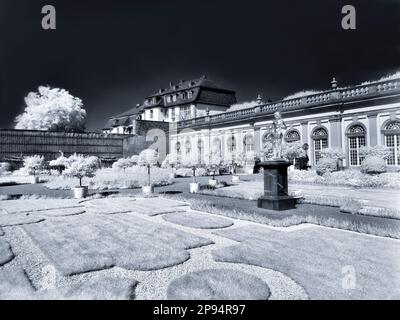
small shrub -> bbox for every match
[359,145,391,159]
[138,149,159,167]
[282,141,304,160]
[112,158,135,171]
[361,155,387,174]
[320,148,346,161]
[22,155,45,176]
[315,157,337,175]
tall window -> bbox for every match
[197,139,204,164]
[285,130,301,143]
[347,124,366,166]
[243,134,254,152]
[185,140,192,155]
[212,138,222,156]
[312,127,328,164]
[180,106,191,120]
[149,110,154,119]
[175,142,181,156]
[227,135,236,152]
[384,121,400,165]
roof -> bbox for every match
[147,75,235,98]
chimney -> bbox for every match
[256,94,263,105]
[331,77,338,89]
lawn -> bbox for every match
[213,224,400,299]
[1,195,400,300]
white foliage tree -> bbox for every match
[138,149,159,167]
[23,155,45,176]
[63,154,100,187]
[15,86,86,132]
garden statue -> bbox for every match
[258,110,296,211]
[271,111,287,159]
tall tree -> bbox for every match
[14,86,86,132]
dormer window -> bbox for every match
[181,92,186,100]
[152,97,157,104]
[172,95,177,102]
[187,91,193,99]
[166,96,171,103]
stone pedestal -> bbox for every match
[257,159,297,211]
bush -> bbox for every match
[112,157,136,171]
[361,155,387,174]
[175,167,208,177]
[0,162,11,176]
[161,154,179,168]
[315,157,338,175]
[282,142,304,160]
[138,149,159,167]
[22,155,45,176]
[320,148,345,161]
[359,145,391,159]
[45,166,173,190]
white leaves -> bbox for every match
[15,86,86,132]
[22,155,45,175]
[138,149,159,167]
[63,154,100,180]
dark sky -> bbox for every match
[0,0,399,131]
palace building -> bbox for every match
[103,76,237,134]
[103,73,400,169]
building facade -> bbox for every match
[103,73,400,169]
[170,76,400,168]
[103,75,237,134]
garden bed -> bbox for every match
[43,166,174,190]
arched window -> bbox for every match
[285,130,301,143]
[227,135,236,152]
[185,140,192,155]
[197,139,204,164]
[312,127,328,164]
[384,120,400,165]
[175,141,181,156]
[243,134,254,152]
[347,124,366,166]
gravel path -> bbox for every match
[0,196,309,300]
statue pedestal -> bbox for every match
[257,159,297,211]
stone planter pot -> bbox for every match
[208,179,218,187]
[232,175,240,184]
[74,186,88,199]
[142,185,154,195]
[30,176,39,184]
[190,182,200,194]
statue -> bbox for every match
[270,111,287,159]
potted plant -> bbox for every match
[142,164,154,195]
[23,155,45,184]
[190,166,200,193]
[208,153,222,187]
[63,154,99,199]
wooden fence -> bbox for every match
[0,129,125,166]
